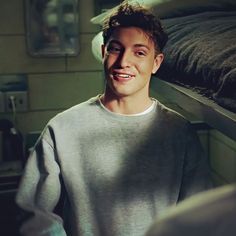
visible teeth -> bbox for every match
[116,74,131,78]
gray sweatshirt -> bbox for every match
[16,96,211,236]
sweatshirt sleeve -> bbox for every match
[178,124,212,201]
[15,128,67,236]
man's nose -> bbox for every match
[118,50,132,68]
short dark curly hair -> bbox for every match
[102,1,168,53]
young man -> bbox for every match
[16,2,211,236]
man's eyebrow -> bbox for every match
[108,40,150,50]
[107,40,121,45]
[134,44,150,50]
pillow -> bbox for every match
[91,31,103,62]
[90,0,236,25]
[90,0,169,24]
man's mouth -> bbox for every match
[113,73,134,81]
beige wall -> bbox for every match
[209,130,236,185]
[0,0,104,133]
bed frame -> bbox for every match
[152,78,236,141]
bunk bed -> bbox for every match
[90,0,236,140]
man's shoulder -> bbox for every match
[49,95,100,125]
[155,100,189,128]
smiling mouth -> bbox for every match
[113,73,134,81]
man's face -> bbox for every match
[102,27,163,100]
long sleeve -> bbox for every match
[178,124,212,201]
[15,129,67,236]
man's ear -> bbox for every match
[152,53,164,74]
[101,44,105,58]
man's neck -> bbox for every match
[100,94,153,115]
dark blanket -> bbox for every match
[157,11,236,112]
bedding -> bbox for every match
[157,10,236,112]
[91,0,236,112]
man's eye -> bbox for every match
[136,51,146,57]
[107,46,121,53]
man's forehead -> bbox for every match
[107,27,154,47]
